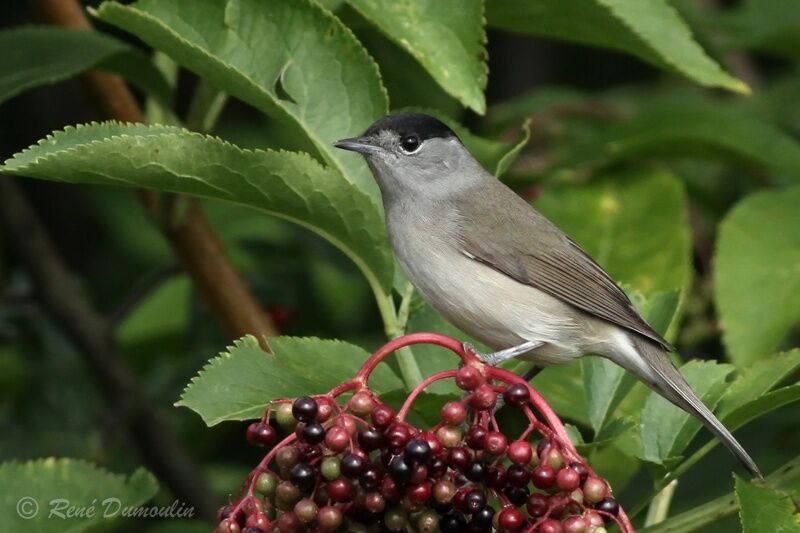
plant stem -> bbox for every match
[644,479,678,526]
[372,285,423,389]
[186,79,228,133]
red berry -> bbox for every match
[585,511,604,527]
[532,465,557,489]
[324,426,350,452]
[381,476,401,501]
[539,519,563,533]
[349,391,375,416]
[276,511,303,533]
[507,440,533,464]
[562,516,587,533]
[583,477,607,504]
[218,519,241,533]
[327,478,351,502]
[557,467,581,491]
[315,396,335,423]
[503,383,530,406]
[407,482,432,503]
[419,431,443,456]
[371,404,395,428]
[441,401,468,425]
[569,461,589,483]
[483,431,508,455]
[497,507,524,531]
[246,513,270,530]
[471,384,497,410]
[385,423,412,452]
[365,491,386,513]
[448,447,471,471]
[526,493,548,517]
[456,365,484,390]
[465,425,487,450]
[486,466,507,490]
[246,422,276,447]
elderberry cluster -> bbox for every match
[217,354,626,532]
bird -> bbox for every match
[334,111,762,478]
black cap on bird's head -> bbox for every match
[334,112,458,156]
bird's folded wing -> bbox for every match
[457,202,670,350]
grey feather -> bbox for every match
[454,180,671,351]
[631,337,763,479]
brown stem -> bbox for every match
[0,179,216,518]
[33,0,277,346]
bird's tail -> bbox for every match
[630,337,763,479]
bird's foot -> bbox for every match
[464,340,545,366]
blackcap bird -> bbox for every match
[335,112,761,478]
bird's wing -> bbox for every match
[455,186,671,350]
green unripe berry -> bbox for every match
[255,472,278,496]
[321,456,341,481]
[275,403,296,429]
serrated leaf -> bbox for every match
[736,475,800,533]
[722,384,800,436]
[560,101,800,186]
[0,26,171,107]
[0,458,158,533]
[0,122,394,293]
[719,350,800,418]
[269,337,402,395]
[641,360,735,464]
[96,0,388,198]
[346,0,487,113]
[715,187,800,366]
[486,0,747,93]
[582,290,680,435]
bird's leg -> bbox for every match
[463,339,544,366]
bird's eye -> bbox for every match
[400,135,421,153]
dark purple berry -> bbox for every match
[246,422,276,447]
[504,485,530,506]
[301,422,325,444]
[486,466,507,491]
[503,383,530,406]
[596,496,619,517]
[569,461,589,483]
[448,446,471,471]
[506,464,531,487]
[465,460,487,482]
[289,463,315,492]
[359,465,383,490]
[429,457,447,477]
[341,453,366,478]
[292,396,318,422]
[465,425,487,450]
[471,506,495,528]
[440,512,467,533]
[464,490,487,513]
[389,456,412,484]
[358,426,384,451]
[405,439,432,464]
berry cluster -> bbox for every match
[216,334,633,533]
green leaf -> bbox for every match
[715,187,800,366]
[346,0,487,112]
[736,475,800,533]
[0,26,171,107]
[0,458,158,533]
[177,336,400,425]
[722,384,800,435]
[96,0,388,198]
[718,350,800,418]
[0,122,394,294]
[723,0,800,61]
[560,101,800,186]
[640,360,735,464]
[582,290,680,435]
[486,0,748,93]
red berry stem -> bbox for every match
[396,369,458,420]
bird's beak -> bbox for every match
[333,137,380,155]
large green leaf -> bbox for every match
[0,26,171,107]
[96,0,388,198]
[0,122,394,294]
[715,187,800,366]
[736,475,800,533]
[640,360,735,464]
[0,459,157,533]
[177,336,401,425]
[718,350,800,418]
[346,0,487,113]
[558,101,800,186]
[486,0,747,93]
[723,0,800,61]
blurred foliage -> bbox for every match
[0,0,798,531]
